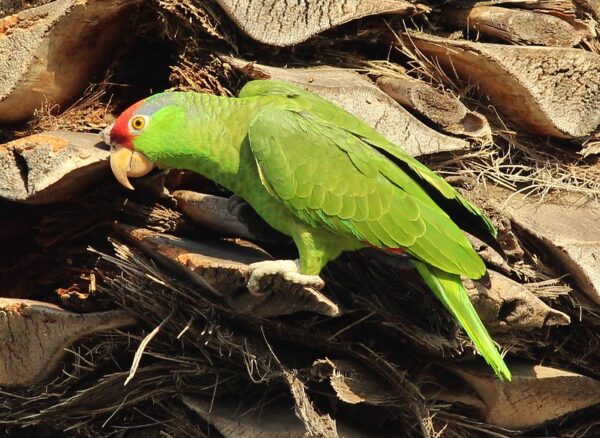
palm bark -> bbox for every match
[0,0,599,437]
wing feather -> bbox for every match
[240,80,497,240]
[247,107,486,279]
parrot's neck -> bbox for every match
[155,93,270,199]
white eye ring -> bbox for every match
[129,114,149,132]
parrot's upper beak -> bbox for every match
[110,145,155,190]
[101,124,154,190]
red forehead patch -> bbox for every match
[110,100,144,149]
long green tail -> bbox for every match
[413,260,511,381]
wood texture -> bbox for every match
[215,0,417,46]
[377,75,491,139]
[0,131,109,204]
[465,270,570,332]
[173,190,287,243]
[499,192,600,305]
[444,6,582,46]
[227,58,472,156]
[183,394,372,437]
[0,0,141,123]
[116,225,341,317]
[454,365,600,428]
[0,298,136,386]
[397,32,600,138]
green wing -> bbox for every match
[247,106,486,279]
[242,80,510,379]
[240,80,497,241]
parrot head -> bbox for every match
[102,93,185,190]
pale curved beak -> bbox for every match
[109,145,154,190]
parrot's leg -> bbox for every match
[246,259,324,296]
[246,228,357,296]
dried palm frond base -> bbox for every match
[378,38,600,202]
[1,1,600,437]
[1,212,598,438]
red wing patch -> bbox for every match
[384,247,407,255]
[363,241,407,255]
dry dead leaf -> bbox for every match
[312,358,404,406]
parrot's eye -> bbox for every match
[129,115,148,132]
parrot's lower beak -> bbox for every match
[109,145,154,190]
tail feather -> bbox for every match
[413,260,511,381]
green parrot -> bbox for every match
[104,80,511,380]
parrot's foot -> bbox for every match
[246,259,325,296]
